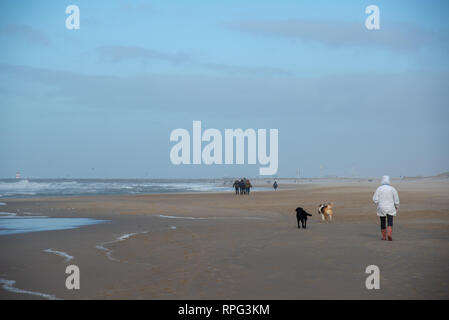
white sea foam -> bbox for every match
[158,214,209,220]
[0,212,16,217]
[157,214,266,220]
[0,202,6,206]
[0,278,60,300]
[43,249,74,262]
[0,179,234,198]
[117,233,139,241]
[96,231,148,262]
[95,244,117,261]
[0,212,48,219]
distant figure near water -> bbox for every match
[245,179,253,195]
[273,181,278,191]
[373,176,400,241]
[232,179,240,194]
[232,178,253,195]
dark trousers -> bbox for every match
[380,215,394,229]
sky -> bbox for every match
[0,0,448,178]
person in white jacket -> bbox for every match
[373,176,399,241]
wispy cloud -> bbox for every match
[97,45,193,65]
[1,63,447,119]
[228,19,448,52]
[96,44,290,76]
[0,24,51,47]
[199,63,291,76]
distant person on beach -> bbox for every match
[239,179,245,195]
[246,179,253,195]
[273,181,278,191]
[232,179,240,195]
[373,176,400,241]
[242,178,248,195]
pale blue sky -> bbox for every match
[0,0,448,178]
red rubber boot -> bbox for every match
[387,227,393,241]
[381,229,386,240]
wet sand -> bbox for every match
[1,179,448,299]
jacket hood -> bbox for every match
[381,176,390,185]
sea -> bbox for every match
[0,179,236,199]
[0,178,267,237]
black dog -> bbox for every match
[296,207,312,229]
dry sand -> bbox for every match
[0,179,448,299]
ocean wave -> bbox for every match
[0,179,234,198]
[43,249,74,262]
[0,212,16,217]
[0,278,60,300]
[0,212,48,219]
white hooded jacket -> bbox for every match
[373,176,400,217]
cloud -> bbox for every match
[0,24,51,47]
[97,45,193,65]
[1,63,447,121]
[1,64,447,178]
[96,44,290,76]
[228,19,448,52]
[199,63,291,76]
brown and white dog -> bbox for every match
[318,203,333,222]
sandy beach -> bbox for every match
[1,178,448,299]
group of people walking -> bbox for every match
[232,178,253,195]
